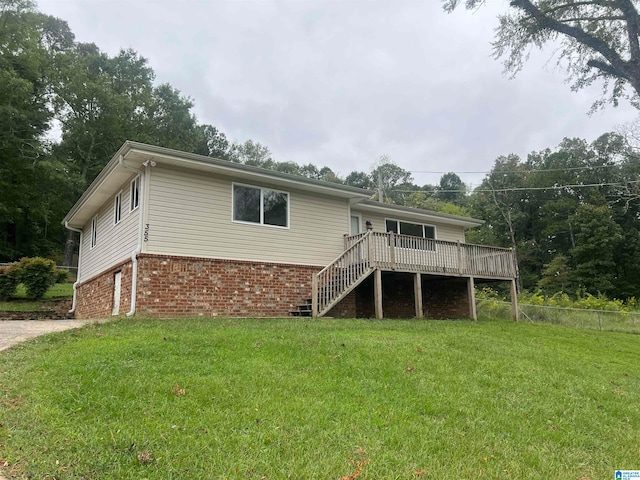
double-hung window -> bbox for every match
[385,219,435,250]
[130,176,140,212]
[91,216,98,249]
[114,192,122,225]
[233,184,289,228]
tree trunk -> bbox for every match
[62,229,77,267]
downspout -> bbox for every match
[64,222,83,315]
[118,154,145,317]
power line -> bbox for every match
[409,163,635,176]
[391,180,640,194]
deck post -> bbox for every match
[467,276,477,321]
[374,268,383,319]
[457,241,463,275]
[414,272,423,319]
[312,274,319,318]
[343,233,349,250]
[510,278,519,321]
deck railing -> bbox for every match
[314,232,517,317]
[360,232,517,279]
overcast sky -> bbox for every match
[38,0,639,188]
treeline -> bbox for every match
[2,1,640,301]
[0,0,464,265]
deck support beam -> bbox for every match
[467,276,477,321]
[414,272,423,319]
[374,268,383,319]
[510,278,519,321]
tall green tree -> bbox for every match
[443,0,640,109]
[0,0,73,261]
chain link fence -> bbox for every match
[478,300,640,334]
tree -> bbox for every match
[229,140,273,166]
[437,172,467,204]
[0,0,74,261]
[193,124,233,160]
[371,158,415,204]
[569,204,623,296]
[345,171,374,190]
[443,0,640,109]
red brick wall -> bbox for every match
[75,261,133,319]
[326,290,356,318]
[349,272,472,319]
[135,255,320,317]
[422,277,471,319]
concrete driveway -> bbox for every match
[0,319,106,352]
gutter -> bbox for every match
[118,153,145,317]
[64,222,83,315]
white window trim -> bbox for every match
[130,176,140,212]
[384,218,437,239]
[231,182,290,229]
[90,215,98,249]
[114,191,123,225]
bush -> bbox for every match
[17,257,58,300]
[56,269,70,284]
[0,263,20,299]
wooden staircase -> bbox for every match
[312,231,375,317]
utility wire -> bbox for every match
[391,180,640,194]
[409,163,638,176]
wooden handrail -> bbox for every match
[313,231,375,317]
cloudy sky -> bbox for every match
[38,0,639,188]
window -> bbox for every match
[91,216,98,249]
[233,184,289,228]
[114,192,122,225]
[385,219,435,249]
[130,176,140,211]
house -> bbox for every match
[63,141,518,320]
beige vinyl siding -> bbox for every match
[352,209,466,243]
[79,180,140,282]
[145,165,350,266]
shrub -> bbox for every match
[0,263,20,299]
[17,257,58,300]
[56,268,70,284]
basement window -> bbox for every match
[233,183,289,228]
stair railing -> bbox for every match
[312,231,374,317]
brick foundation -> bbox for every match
[135,255,320,318]
[422,276,471,319]
[75,261,133,319]
[75,255,472,320]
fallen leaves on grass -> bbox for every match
[406,365,416,372]
[172,384,186,396]
[137,451,154,464]
[339,447,370,480]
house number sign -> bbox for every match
[144,224,150,242]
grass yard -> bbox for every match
[0,283,74,311]
[0,318,638,479]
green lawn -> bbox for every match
[0,283,73,310]
[1,318,638,479]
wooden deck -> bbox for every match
[312,231,518,318]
